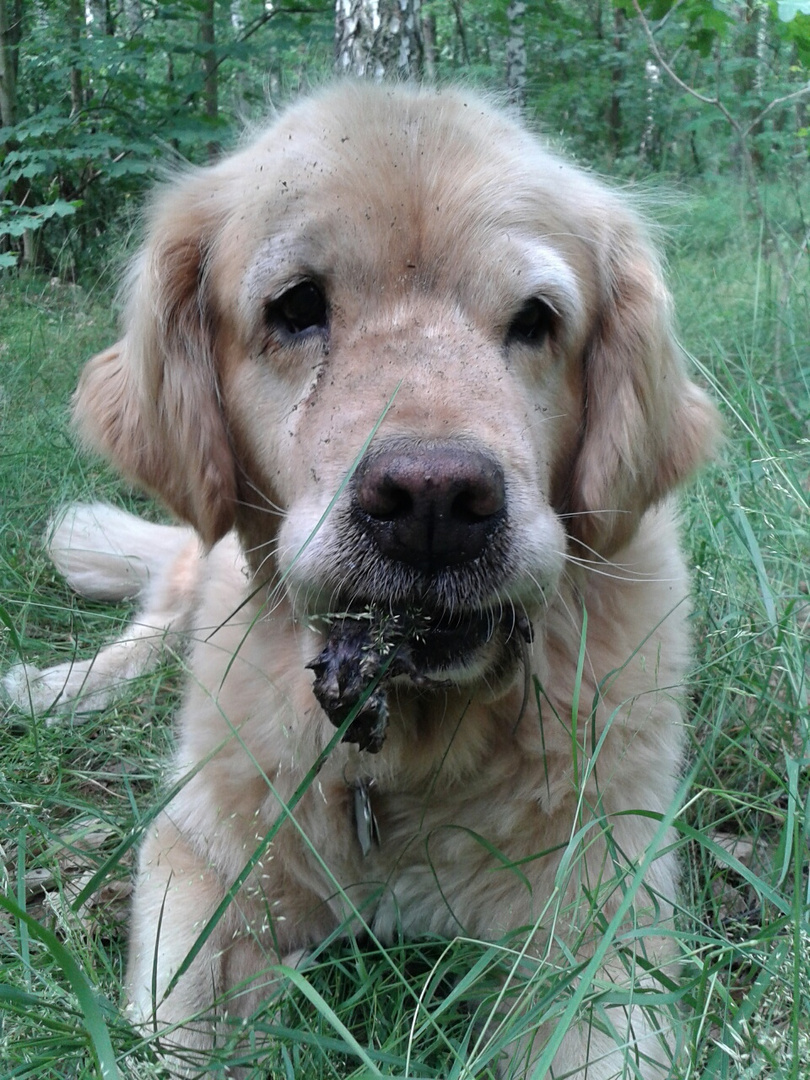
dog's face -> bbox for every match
[75,83,716,690]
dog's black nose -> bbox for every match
[353,442,506,571]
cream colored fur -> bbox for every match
[2,504,199,720]
[4,82,718,1078]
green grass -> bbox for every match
[670,179,810,1079]
[1,179,808,1078]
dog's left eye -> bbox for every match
[506,298,557,347]
[265,281,329,339]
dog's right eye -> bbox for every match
[265,281,329,340]
[506,297,558,348]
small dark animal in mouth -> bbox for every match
[307,612,415,753]
[307,608,534,752]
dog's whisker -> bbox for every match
[236,472,286,516]
[243,535,279,559]
[236,498,284,518]
[559,550,677,584]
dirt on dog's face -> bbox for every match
[75,83,715,720]
[209,92,593,690]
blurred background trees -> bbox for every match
[1,0,809,275]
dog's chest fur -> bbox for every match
[162,516,685,958]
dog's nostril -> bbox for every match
[353,444,506,570]
[451,476,505,522]
[366,478,414,521]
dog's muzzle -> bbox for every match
[307,440,531,752]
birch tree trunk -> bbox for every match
[422,8,436,80]
[122,0,142,35]
[639,58,661,162]
[380,0,423,77]
[335,0,422,79]
[335,0,381,77]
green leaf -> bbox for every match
[0,200,82,237]
[0,892,122,1080]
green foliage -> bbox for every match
[0,0,335,274]
[2,0,810,274]
[1,197,84,234]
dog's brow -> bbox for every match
[515,241,584,327]
[239,233,324,313]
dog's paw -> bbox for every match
[3,662,52,715]
[1,661,93,724]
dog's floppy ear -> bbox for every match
[74,172,236,546]
[566,209,718,557]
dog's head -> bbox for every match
[75,82,716,691]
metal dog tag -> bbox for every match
[353,778,380,857]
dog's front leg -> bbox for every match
[496,962,678,1080]
[126,813,283,1077]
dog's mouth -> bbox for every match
[396,607,498,664]
[306,604,533,753]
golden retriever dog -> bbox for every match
[4,81,717,1078]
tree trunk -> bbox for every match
[88,0,114,36]
[422,8,436,80]
[121,0,145,109]
[754,0,767,93]
[1,0,35,265]
[449,0,470,66]
[505,0,526,110]
[122,0,142,35]
[380,0,422,78]
[608,6,624,157]
[67,0,84,116]
[0,0,19,126]
[334,0,422,79]
[638,58,661,162]
[200,0,219,158]
[738,0,766,165]
[230,0,244,33]
[335,0,380,78]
